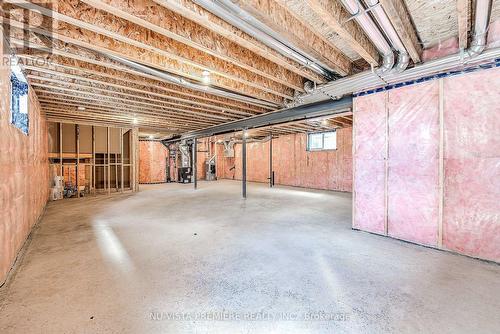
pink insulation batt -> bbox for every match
[387,82,440,246]
[353,66,500,263]
[353,93,387,234]
[442,67,500,262]
[215,130,353,192]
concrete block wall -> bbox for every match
[216,128,353,192]
[0,39,49,284]
[353,67,500,263]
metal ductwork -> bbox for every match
[193,0,336,79]
[298,46,499,105]
[465,0,493,59]
[340,0,394,74]
[106,53,278,108]
[296,0,495,105]
[364,0,410,72]
[178,140,191,168]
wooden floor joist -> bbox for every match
[456,0,471,50]
[4,15,289,104]
[20,58,258,116]
[28,79,238,122]
[79,0,307,91]
[38,98,221,126]
[11,38,273,113]
[6,0,299,98]
[230,0,352,76]
[152,0,326,83]
[379,0,422,62]
[303,0,380,66]
[25,66,257,118]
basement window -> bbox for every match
[307,131,337,151]
[10,63,29,135]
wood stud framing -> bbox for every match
[379,0,422,63]
[49,121,137,198]
[456,0,472,50]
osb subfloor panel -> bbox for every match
[1,180,499,333]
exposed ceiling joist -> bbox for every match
[28,77,237,121]
[11,37,271,113]
[20,56,266,114]
[37,96,220,126]
[303,0,380,65]
[21,59,258,116]
[379,0,422,63]
[25,65,255,118]
[152,0,325,83]
[79,0,306,91]
[4,12,288,104]
[456,0,472,49]
[229,0,352,76]
[6,0,299,97]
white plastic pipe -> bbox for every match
[364,0,409,72]
[340,0,394,73]
[466,0,492,58]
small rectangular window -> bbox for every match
[10,62,29,135]
[307,131,337,151]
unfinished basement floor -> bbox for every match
[1,180,499,333]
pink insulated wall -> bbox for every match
[387,83,440,245]
[352,94,387,234]
[353,67,500,263]
[216,129,352,192]
[1,36,49,284]
[442,69,500,262]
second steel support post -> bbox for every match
[269,134,273,187]
[193,138,197,190]
[242,129,247,198]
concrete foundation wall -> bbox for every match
[216,129,353,192]
[353,67,500,263]
[0,44,49,284]
[139,140,168,183]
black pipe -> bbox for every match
[269,135,273,188]
[242,129,247,198]
[193,139,197,190]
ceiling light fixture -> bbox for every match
[77,106,85,111]
[202,70,211,84]
[132,118,138,124]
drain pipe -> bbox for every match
[465,0,492,59]
[364,0,409,72]
[340,0,394,74]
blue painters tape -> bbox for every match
[353,59,500,97]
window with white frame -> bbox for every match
[10,62,29,135]
[307,131,337,151]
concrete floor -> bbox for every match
[0,180,499,333]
